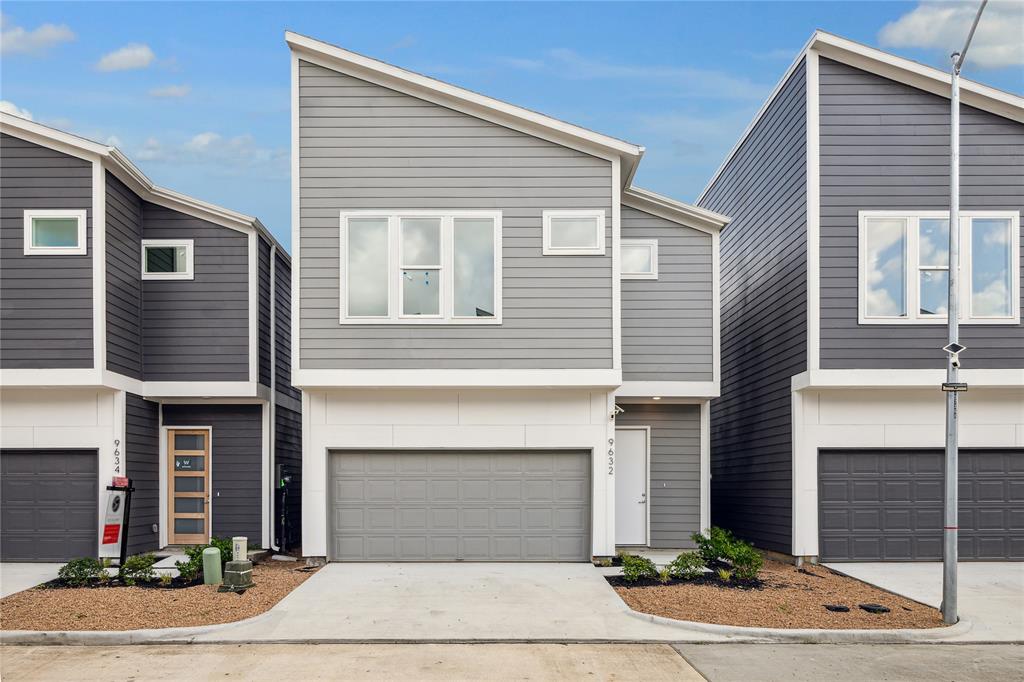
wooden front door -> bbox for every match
[167,429,210,545]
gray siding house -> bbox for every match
[0,114,301,561]
[287,32,727,561]
[699,32,1023,563]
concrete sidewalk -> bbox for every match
[0,565,60,598]
[824,562,1024,642]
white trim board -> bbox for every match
[805,49,821,372]
[615,381,719,399]
[293,368,623,389]
[792,368,1024,391]
[623,186,728,235]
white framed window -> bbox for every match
[340,211,502,324]
[621,239,658,279]
[858,210,1019,325]
[542,210,605,255]
[23,209,87,255]
[142,239,194,280]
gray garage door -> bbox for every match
[819,449,1024,561]
[1,449,98,562]
[329,450,591,561]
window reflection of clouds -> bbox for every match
[919,218,949,266]
[865,218,906,317]
[348,218,388,316]
[401,218,441,266]
[454,219,494,317]
[402,269,440,315]
[972,218,1011,317]
[622,244,652,273]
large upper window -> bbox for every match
[542,210,605,255]
[142,240,194,280]
[858,211,1019,324]
[340,211,502,324]
[23,209,87,255]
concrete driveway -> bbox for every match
[0,564,61,598]
[194,563,727,642]
[824,562,1024,642]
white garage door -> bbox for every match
[329,450,591,561]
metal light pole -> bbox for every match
[942,0,988,626]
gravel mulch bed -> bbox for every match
[611,559,946,630]
[0,562,318,632]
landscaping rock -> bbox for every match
[824,604,850,612]
[859,603,891,614]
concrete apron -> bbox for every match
[0,563,973,645]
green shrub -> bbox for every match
[210,537,233,564]
[667,551,706,580]
[119,553,157,586]
[57,557,106,587]
[691,526,738,564]
[620,554,658,583]
[174,545,207,582]
[729,543,764,580]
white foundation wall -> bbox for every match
[792,386,1024,557]
[301,388,617,558]
[0,387,125,554]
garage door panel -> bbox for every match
[330,450,590,561]
[820,449,1023,561]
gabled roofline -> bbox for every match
[0,112,288,257]
[623,186,729,234]
[285,31,645,185]
[697,29,1024,204]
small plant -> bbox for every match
[691,526,738,564]
[620,554,658,583]
[730,543,764,580]
[716,567,733,582]
[658,568,672,584]
[595,557,612,568]
[57,557,106,587]
[119,553,157,586]
[159,573,173,587]
[667,551,706,580]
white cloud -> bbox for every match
[133,132,287,177]
[501,48,767,100]
[389,35,417,50]
[879,0,1024,69]
[148,84,190,98]
[0,100,33,119]
[96,43,155,72]
[0,14,74,55]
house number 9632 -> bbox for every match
[608,447,614,475]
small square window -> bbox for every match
[542,210,605,255]
[621,239,658,279]
[142,240,194,280]
[23,210,87,255]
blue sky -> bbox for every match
[3,1,1021,249]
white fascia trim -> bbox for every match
[92,162,106,372]
[697,30,1024,204]
[261,401,272,549]
[792,368,1024,391]
[291,50,303,386]
[699,399,710,534]
[248,231,259,383]
[0,368,104,386]
[623,186,729,235]
[285,32,642,169]
[611,161,621,371]
[615,381,719,399]
[0,113,108,159]
[806,49,821,371]
[292,368,622,389]
[712,229,721,387]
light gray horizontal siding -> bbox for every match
[141,203,249,381]
[621,205,713,381]
[297,60,613,370]
[616,403,701,549]
[106,172,143,379]
[0,133,93,368]
[819,57,1024,369]
[698,58,808,554]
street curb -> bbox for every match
[0,609,275,646]
[620,607,974,643]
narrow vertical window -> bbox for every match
[400,217,442,316]
[970,217,1012,318]
[453,218,495,317]
[864,217,907,318]
[917,218,949,316]
[346,217,389,317]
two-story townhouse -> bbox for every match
[288,32,727,562]
[698,31,1023,563]
[0,114,302,561]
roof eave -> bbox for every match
[624,186,730,234]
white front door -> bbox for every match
[615,428,648,545]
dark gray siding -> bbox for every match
[142,203,249,381]
[274,251,301,403]
[258,237,272,388]
[616,403,702,548]
[0,133,93,368]
[125,393,159,554]
[698,59,808,554]
[818,57,1024,369]
[161,403,263,543]
[297,60,613,370]
[274,404,302,550]
[621,205,714,381]
[106,172,144,379]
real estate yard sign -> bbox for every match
[99,477,131,559]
